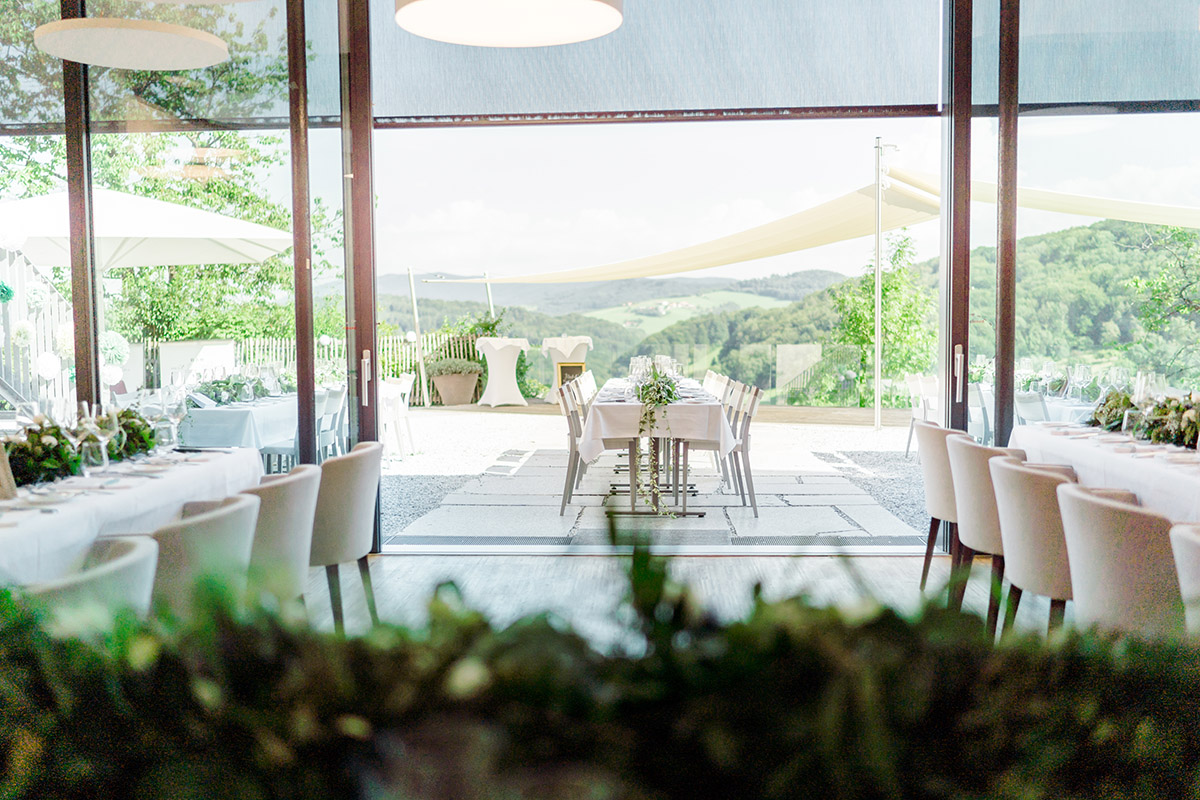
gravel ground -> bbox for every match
[381,473,476,542]
[813,450,927,531]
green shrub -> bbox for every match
[2,537,1199,798]
[426,357,483,377]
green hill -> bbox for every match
[629,219,1200,390]
[584,290,791,336]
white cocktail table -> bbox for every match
[476,337,530,407]
[541,336,593,389]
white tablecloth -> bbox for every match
[1043,397,1096,423]
[476,337,530,407]
[179,395,297,449]
[1009,425,1200,522]
[0,448,263,585]
[579,378,736,463]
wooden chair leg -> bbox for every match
[358,556,379,627]
[920,516,939,591]
[986,554,1005,638]
[950,541,974,612]
[905,418,915,457]
[560,453,577,516]
[1048,598,1067,631]
[1003,584,1023,635]
[325,564,344,635]
[628,441,638,512]
[681,443,690,514]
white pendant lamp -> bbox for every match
[34,18,229,70]
[395,0,623,48]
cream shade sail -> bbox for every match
[437,167,1200,284]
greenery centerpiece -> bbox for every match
[191,376,270,407]
[633,364,680,512]
[427,357,483,406]
[3,417,81,485]
[110,408,156,461]
[1139,394,1200,448]
[1087,389,1136,431]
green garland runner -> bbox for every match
[633,366,679,513]
[4,410,157,487]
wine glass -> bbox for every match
[166,391,188,451]
[79,439,106,478]
[92,407,121,470]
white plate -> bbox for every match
[24,492,72,505]
[131,463,171,474]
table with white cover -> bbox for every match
[476,337,530,407]
[541,336,593,390]
[579,378,736,463]
[1009,424,1200,522]
[0,448,263,585]
[1043,397,1096,423]
[179,394,297,449]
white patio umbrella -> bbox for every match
[0,188,292,270]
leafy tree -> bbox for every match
[831,233,936,393]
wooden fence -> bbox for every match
[0,249,75,411]
[236,331,480,405]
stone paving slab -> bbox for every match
[459,476,581,496]
[757,482,866,495]
[727,506,861,537]
[578,506,732,533]
[397,506,580,538]
[573,528,732,546]
[835,504,921,537]
[801,475,858,485]
[778,494,879,506]
[441,493,603,507]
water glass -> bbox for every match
[79,439,106,478]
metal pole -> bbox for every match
[873,137,883,431]
[408,266,429,406]
[484,271,495,318]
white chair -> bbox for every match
[262,389,328,473]
[1169,524,1200,635]
[1057,483,1185,636]
[384,374,417,454]
[577,370,598,405]
[945,436,1025,632]
[555,383,631,515]
[966,383,991,445]
[25,536,159,620]
[913,420,960,592]
[1013,390,1049,424]
[150,494,261,618]
[318,386,347,461]
[989,456,1077,633]
[310,441,384,634]
[241,464,322,604]
[904,373,927,457]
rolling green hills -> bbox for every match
[583,290,792,336]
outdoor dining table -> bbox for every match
[1043,396,1096,423]
[0,448,263,585]
[1009,423,1200,522]
[476,337,530,407]
[179,394,297,449]
[579,377,736,515]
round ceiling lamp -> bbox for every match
[395,0,622,48]
[34,18,229,71]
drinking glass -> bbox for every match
[166,392,188,450]
[79,439,106,478]
[93,408,121,470]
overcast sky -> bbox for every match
[305,111,1200,282]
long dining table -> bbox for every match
[1009,423,1200,522]
[578,377,735,514]
[0,448,263,585]
[179,394,298,449]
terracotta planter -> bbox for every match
[432,373,479,406]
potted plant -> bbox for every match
[427,357,483,405]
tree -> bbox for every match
[831,233,937,396]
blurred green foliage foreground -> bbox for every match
[3,539,1200,800]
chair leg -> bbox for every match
[681,443,690,515]
[951,542,974,612]
[906,418,915,458]
[404,418,415,455]
[1048,598,1066,631]
[358,556,379,627]
[1003,584,1024,635]
[987,554,1005,638]
[731,454,746,505]
[920,516,939,591]
[325,565,344,635]
[740,448,757,518]
[629,441,638,512]
[561,452,578,516]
